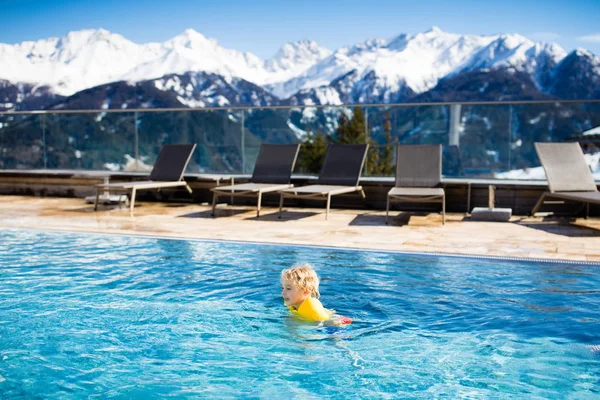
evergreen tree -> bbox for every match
[377,112,395,175]
[339,107,365,144]
[335,106,381,175]
[298,130,328,174]
[336,114,351,143]
[300,107,394,176]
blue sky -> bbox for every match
[1,0,599,58]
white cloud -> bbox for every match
[530,32,561,41]
[576,34,600,43]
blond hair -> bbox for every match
[281,264,320,298]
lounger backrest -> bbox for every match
[149,144,197,181]
[535,142,598,193]
[317,144,368,186]
[251,144,300,184]
[395,144,442,187]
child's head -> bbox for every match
[280,264,320,308]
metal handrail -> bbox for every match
[1,99,599,115]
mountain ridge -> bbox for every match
[1,26,599,112]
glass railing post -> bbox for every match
[508,105,512,172]
[41,114,47,169]
[364,106,369,176]
[241,109,246,174]
[364,107,369,145]
[134,111,139,169]
[449,104,461,147]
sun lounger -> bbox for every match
[211,144,300,217]
[278,144,368,220]
[531,142,600,217]
[94,144,196,214]
[386,144,445,224]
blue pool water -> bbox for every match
[0,229,599,398]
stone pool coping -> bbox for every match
[1,195,599,264]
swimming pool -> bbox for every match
[0,229,598,398]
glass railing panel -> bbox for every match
[136,109,245,174]
[450,104,511,179]
[41,112,136,170]
[244,108,315,174]
[365,104,450,177]
[289,106,357,175]
[381,104,450,145]
[0,113,45,169]
[243,106,318,175]
[495,101,600,180]
[243,105,373,176]
[240,107,285,174]
[0,100,597,180]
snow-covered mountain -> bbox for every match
[0,28,331,97]
[265,40,332,84]
[0,29,158,96]
[46,71,279,110]
[0,79,63,112]
[274,26,568,105]
[549,49,600,99]
[1,26,599,111]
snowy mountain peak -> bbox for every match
[261,40,332,86]
[181,28,202,37]
[574,48,597,59]
[267,40,331,71]
[269,27,577,101]
[559,48,600,75]
[496,33,533,49]
[58,28,131,48]
[165,29,216,49]
[0,26,597,106]
[424,25,443,34]
[534,42,565,55]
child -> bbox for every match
[281,264,351,325]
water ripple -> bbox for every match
[0,229,599,398]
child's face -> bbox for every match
[281,279,309,308]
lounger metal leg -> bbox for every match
[442,193,446,225]
[385,195,390,224]
[119,194,127,209]
[586,203,590,219]
[531,193,548,216]
[278,194,284,219]
[466,182,471,215]
[94,187,100,211]
[359,189,366,199]
[185,185,192,194]
[211,192,218,217]
[256,191,262,218]
[325,194,331,220]
[129,188,136,215]
[574,202,586,217]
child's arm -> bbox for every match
[322,313,352,326]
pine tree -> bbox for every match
[335,106,382,175]
[298,130,328,174]
[336,114,352,143]
[344,107,366,144]
[301,107,393,176]
[377,112,395,175]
